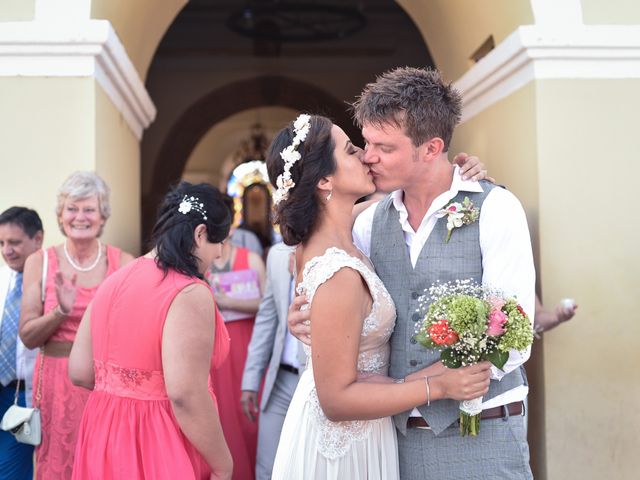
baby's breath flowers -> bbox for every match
[414,279,533,436]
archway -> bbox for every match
[142,76,359,241]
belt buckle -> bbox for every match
[416,425,432,430]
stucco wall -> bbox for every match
[0,0,34,21]
[91,0,187,79]
[0,77,96,247]
[536,78,640,480]
[94,85,141,255]
[582,0,640,24]
[397,0,534,78]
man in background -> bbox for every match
[241,242,305,480]
[0,206,43,479]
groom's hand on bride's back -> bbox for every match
[288,294,311,345]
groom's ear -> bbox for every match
[420,137,445,161]
[316,176,332,193]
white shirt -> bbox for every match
[0,266,38,407]
[352,167,535,410]
[280,276,300,369]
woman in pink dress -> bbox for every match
[208,195,265,480]
[69,182,233,479]
[19,172,134,479]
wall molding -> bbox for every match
[0,20,156,139]
[455,25,640,123]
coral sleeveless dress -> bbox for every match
[71,257,230,479]
[209,247,261,480]
[33,245,121,479]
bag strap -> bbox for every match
[13,348,44,408]
[12,379,20,406]
[41,248,48,304]
[27,249,49,408]
[33,351,44,409]
[10,249,48,407]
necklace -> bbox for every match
[63,239,103,272]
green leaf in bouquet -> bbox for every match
[486,348,509,370]
[415,331,436,348]
[440,348,462,369]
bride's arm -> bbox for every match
[311,268,490,422]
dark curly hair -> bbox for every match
[266,115,335,245]
[151,182,231,279]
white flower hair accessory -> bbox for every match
[178,195,208,220]
[273,113,311,205]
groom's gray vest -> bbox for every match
[370,182,526,436]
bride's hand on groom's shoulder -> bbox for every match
[288,294,311,345]
[452,152,495,183]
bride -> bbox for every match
[266,114,491,479]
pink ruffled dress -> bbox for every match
[33,245,121,479]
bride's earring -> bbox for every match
[326,190,332,202]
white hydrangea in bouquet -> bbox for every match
[414,280,534,436]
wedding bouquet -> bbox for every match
[414,280,533,436]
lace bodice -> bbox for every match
[297,247,397,459]
[298,247,396,373]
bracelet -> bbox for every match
[55,304,71,317]
[393,377,405,384]
[424,375,431,406]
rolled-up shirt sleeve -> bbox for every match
[480,187,536,380]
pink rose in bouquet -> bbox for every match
[487,309,507,336]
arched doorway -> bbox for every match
[141,75,361,241]
[140,0,432,243]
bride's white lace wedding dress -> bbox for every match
[271,247,399,479]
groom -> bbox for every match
[292,67,535,479]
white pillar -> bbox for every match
[530,0,583,26]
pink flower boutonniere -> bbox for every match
[437,196,480,243]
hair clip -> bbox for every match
[178,195,208,220]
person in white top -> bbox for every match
[0,206,43,480]
[290,67,535,480]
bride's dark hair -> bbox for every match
[266,115,335,245]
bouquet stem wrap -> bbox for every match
[459,396,483,436]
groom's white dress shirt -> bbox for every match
[353,167,535,410]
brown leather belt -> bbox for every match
[407,401,524,429]
[43,341,73,358]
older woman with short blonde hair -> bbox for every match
[20,171,134,479]
[54,171,111,236]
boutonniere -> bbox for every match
[437,196,480,243]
